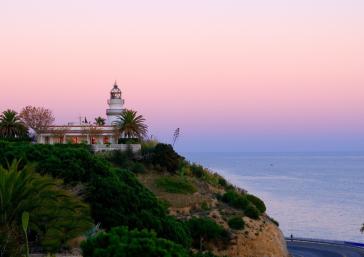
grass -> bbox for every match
[155,176,197,194]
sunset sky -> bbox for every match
[1,0,364,152]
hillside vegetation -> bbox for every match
[0,140,288,257]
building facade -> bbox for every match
[37,82,140,152]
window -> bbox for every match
[103,136,110,144]
[91,137,97,144]
[72,137,78,144]
[45,136,50,144]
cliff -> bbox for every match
[139,173,289,257]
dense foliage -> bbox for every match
[246,194,266,213]
[0,110,28,140]
[227,217,245,230]
[0,140,270,256]
[81,226,189,257]
[0,160,92,255]
[187,217,229,250]
[156,176,197,194]
[149,143,183,172]
[0,141,191,248]
[221,190,264,220]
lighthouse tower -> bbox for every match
[106,81,124,125]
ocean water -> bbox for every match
[184,152,364,243]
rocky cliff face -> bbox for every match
[207,213,288,257]
[139,173,289,257]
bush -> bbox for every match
[156,176,197,194]
[150,143,183,173]
[222,190,249,210]
[131,162,146,173]
[105,150,133,167]
[244,204,260,220]
[160,216,192,248]
[0,160,93,254]
[0,142,191,246]
[118,138,139,144]
[227,216,245,230]
[87,168,165,229]
[186,217,229,249]
[190,163,205,178]
[247,194,266,213]
[0,141,110,184]
[218,177,227,187]
[81,226,189,257]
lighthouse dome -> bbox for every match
[110,82,121,99]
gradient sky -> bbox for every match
[1,0,364,152]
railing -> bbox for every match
[91,144,141,152]
[285,236,364,248]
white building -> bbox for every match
[37,82,140,152]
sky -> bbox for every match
[1,0,364,152]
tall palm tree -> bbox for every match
[0,109,27,139]
[94,116,106,126]
[114,109,148,140]
[0,160,93,255]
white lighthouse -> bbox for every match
[106,81,124,125]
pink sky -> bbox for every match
[1,0,364,151]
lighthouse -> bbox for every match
[106,81,124,125]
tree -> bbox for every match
[114,109,148,139]
[0,160,93,255]
[187,217,229,251]
[94,117,106,126]
[81,226,189,257]
[0,109,28,139]
[151,143,183,173]
[19,106,55,135]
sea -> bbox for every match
[184,152,364,243]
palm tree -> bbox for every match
[114,109,148,140]
[94,116,106,126]
[0,160,93,255]
[0,109,28,139]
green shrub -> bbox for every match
[0,142,191,247]
[131,162,146,173]
[218,177,228,187]
[187,217,229,249]
[160,216,192,248]
[247,194,266,213]
[118,138,139,144]
[244,204,260,220]
[81,226,189,257]
[156,176,197,194]
[0,142,110,184]
[227,216,245,230]
[190,163,205,178]
[0,160,93,254]
[222,190,249,210]
[150,143,183,173]
[87,168,165,229]
[200,201,210,211]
